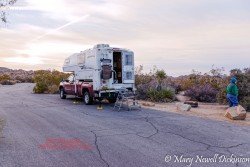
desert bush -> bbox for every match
[147,88,175,102]
[0,80,16,85]
[24,77,34,83]
[217,68,250,111]
[216,77,229,104]
[0,74,10,81]
[33,82,47,93]
[135,65,249,109]
[33,70,70,94]
[241,96,250,111]
[135,65,154,99]
[135,65,153,86]
[136,83,152,100]
[135,66,176,101]
[185,84,218,103]
[46,85,59,94]
[15,76,34,83]
[177,67,225,91]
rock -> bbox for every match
[176,103,191,112]
[141,102,155,107]
[184,101,198,108]
[176,94,191,102]
[224,105,247,120]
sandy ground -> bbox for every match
[140,100,250,126]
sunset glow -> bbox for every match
[0,0,249,75]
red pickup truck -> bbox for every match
[59,74,117,105]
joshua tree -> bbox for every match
[155,70,166,91]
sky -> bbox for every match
[0,0,250,76]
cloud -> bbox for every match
[32,14,89,41]
[4,56,44,65]
[21,0,124,22]
[1,0,250,75]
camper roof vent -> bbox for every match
[94,44,110,49]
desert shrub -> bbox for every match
[217,68,250,111]
[24,77,34,83]
[47,85,59,94]
[15,76,34,83]
[135,65,154,99]
[0,74,33,85]
[135,74,152,87]
[0,74,10,81]
[136,83,152,100]
[241,96,250,111]
[135,65,153,86]
[177,67,225,91]
[185,84,218,103]
[33,82,47,93]
[147,88,175,102]
[0,80,16,85]
[33,70,70,94]
[216,77,229,104]
[135,66,176,102]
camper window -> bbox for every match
[77,54,85,64]
[126,72,133,80]
[125,55,133,65]
[65,58,70,65]
[67,74,74,82]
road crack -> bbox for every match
[162,130,249,154]
[91,131,110,167]
[141,117,159,138]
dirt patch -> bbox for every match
[140,100,250,126]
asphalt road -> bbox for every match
[0,83,250,167]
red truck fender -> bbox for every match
[80,82,94,97]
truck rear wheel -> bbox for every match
[60,88,66,99]
[108,99,116,103]
[83,92,93,105]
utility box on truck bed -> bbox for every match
[59,44,136,104]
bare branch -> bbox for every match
[0,0,17,23]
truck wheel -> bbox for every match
[60,88,66,99]
[108,99,116,103]
[83,92,93,105]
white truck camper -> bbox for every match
[62,44,135,102]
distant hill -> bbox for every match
[0,67,11,72]
[0,67,34,83]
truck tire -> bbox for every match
[108,99,116,103]
[83,92,93,105]
[60,88,66,99]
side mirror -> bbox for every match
[61,78,65,82]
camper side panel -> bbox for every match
[76,49,96,81]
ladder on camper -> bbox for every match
[113,87,141,111]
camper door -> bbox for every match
[122,52,134,84]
